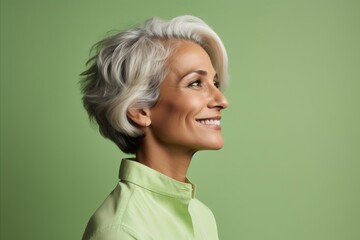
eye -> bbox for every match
[214,81,221,89]
[188,79,202,88]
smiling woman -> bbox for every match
[80,16,229,240]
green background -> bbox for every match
[1,0,359,239]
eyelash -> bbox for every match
[188,80,221,88]
[188,79,202,87]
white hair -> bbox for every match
[80,15,228,153]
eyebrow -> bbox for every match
[181,70,218,80]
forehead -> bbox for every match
[167,41,216,78]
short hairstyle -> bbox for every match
[80,15,228,154]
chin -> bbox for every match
[200,139,224,150]
[209,144,224,150]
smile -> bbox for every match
[196,119,221,126]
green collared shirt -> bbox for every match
[82,159,219,240]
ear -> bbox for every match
[127,107,151,127]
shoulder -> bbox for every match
[82,182,141,240]
[189,198,219,238]
[190,198,216,219]
[83,224,139,240]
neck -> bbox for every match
[135,138,195,183]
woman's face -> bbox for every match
[149,41,228,152]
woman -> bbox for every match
[81,15,229,240]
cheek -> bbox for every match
[171,97,204,124]
[179,93,204,110]
[163,94,203,114]
[151,95,204,130]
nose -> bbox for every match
[208,86,229,110]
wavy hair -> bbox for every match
[80,15,228,153]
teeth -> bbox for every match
[197,119,220,126]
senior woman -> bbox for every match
[81,15,229,240]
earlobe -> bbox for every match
[127,108,151,127]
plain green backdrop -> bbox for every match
[1,0,359,239]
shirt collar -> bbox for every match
[119,158,196,200]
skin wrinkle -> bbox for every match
[129,40,228,182]
[81,17,227,240]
